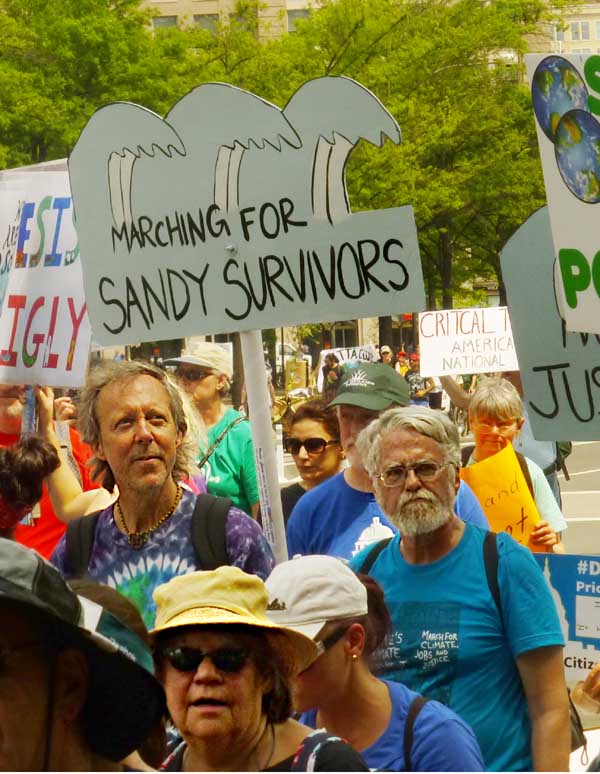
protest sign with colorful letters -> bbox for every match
[500,207,600,440]
[68,78,425,346]
[0,165,91,387]
[459,444,542,549]
[534,552,600,729]
[418,306,517,377]
[526,53,600,335]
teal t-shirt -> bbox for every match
[200,407,258,516]
[350,524,564,771]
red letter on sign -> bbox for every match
[0,295,27,367]
[65,299,87,371]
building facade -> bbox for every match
[142,0,311,39]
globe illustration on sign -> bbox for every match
[555,109,600,203]
[532,56,589,140]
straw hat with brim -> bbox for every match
[0,539,166,762]
[151,566,319,678]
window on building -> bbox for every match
[571,20,591,41]
[152,15,178,28]
[287,9,310,32]
[194,14,219,31]
[572,47,591,53]
[553,24,565,41]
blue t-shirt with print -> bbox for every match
[349,524,564,771]
[286,471,488,560]
[301,679,484,771]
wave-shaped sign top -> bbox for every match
[68,77,425,344]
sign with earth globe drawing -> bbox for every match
[527,53,600,335]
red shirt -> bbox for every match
[1,428,98,559]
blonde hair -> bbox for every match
[468,377,523,423]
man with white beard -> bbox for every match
[351,406,569,773]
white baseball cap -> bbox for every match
[265,554,368,640]
[164,341,233,379]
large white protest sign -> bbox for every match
[527,53,600,335]
[0,165,91,387]
[500,207,600,440]
[418,307,517,377]
[68,78,425,345]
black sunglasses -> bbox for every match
[174,367,214,382]
[160,646,249,673]
[285,437,339,456]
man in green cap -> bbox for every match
[286,363,488,559]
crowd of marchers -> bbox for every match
[0,342,595,772]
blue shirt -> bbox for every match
[350,524,564,771]
[302,679,484,771]
[286,471,488,560]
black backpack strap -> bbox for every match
[356,537,393,575]
[403,695,430,771]
[191,493,232,570]
[65,511,101,577]
[483,530,504,626]
[461,444,474,467]
[514,451,535,499]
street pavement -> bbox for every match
[559,441,600,555]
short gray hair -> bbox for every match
[77,360,196,491]
[468,376,523,423]
[356,406,461,475]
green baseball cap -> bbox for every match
[329,362,410,410]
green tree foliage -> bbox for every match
[246,0,561,309]
[0,0,562,314]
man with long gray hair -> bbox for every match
[350,405,569,772]
[51,360,274,627]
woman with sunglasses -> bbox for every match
[466,377,566,552]
[281,400,345,524]
[152,566,369,772]
[266,555,484,772]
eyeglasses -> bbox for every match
[174,367,214,382]
[285,437,339,456]
[0,640,43,673]
[316,627,349,655]
[473,419,518,435]
[376,460,449,488]
[160,646,250,673]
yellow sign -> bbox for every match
[460,444,543,550]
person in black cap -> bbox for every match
[286,363,489,560]
[0,538,166,771]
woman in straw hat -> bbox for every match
[151,566,368,771]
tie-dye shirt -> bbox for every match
[51,488,275,628]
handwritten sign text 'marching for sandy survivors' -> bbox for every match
[68,78,425,345]
[418,306,518,378]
